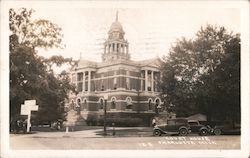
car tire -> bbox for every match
[214,128,222,135]
[153,130,161,136]
[199,129,208,136]
[179,128,188,136]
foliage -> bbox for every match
[160,25,240,123]
[9,8,63,49]
[10,8,74,123]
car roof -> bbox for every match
[169,118,187,120]
[188,120,199,122]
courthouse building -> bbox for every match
[67,13,166,124]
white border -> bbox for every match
[1,0,249,158]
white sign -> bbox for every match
[20,100,39,132]
[30,105,39,111]
[24,100,36,106]
[21,104,30,115]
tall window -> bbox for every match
[101,80,104,91]
[99,99,104,110]
[77,98,81,108]
[111,98,116,109]
[83,99,87,110]
[148,99,152,111]
[114,78,117,90]
[126,97,132,109]
[126,78,130,90]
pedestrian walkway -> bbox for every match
[10,127,153,138]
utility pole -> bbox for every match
[103,94,108,136]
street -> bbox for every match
[10,128,240,150]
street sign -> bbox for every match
[20,100,39,132]
[24,100,36,106]
[30,105,39,111]
[21,104,30,115]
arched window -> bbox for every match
[155,99,160,107]
[76,98,81,108]
[83,99,87,110]
[111,97,116,109]
[148,99,153,110]
[101,80,104,91]
[154,98,161,109]
[126,97,132,109]
[114,78,117,90]
[154,98,161,114]
[99,98,104,110]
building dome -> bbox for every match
[103,11,130,62]
[108,11,124,34]
[109,21,124,34]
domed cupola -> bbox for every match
[108,13,125,40]
[102,11,130,62]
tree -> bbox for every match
[9,8,63,49]
[160,25,240,123]
[10,8,74,124]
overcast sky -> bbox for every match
[10,1,241,62]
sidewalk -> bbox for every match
[10,127,153,138]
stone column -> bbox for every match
[122,44,125,54]
[126,45,129,54]
[118,43,120,53]
[151,71,154,92]
[145,70,148,91]
[104,45,106,54]
[83,72,85,92]
[140,74,143,91]
[75,73,77,90]
[88,71,91,92]
[114,43,116,52]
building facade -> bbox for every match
[67,13,167,125]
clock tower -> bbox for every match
[102,12,130,62]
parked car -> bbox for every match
[187,120,212,136]
[153,118,191,136]
[213,123,241,135]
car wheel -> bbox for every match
[153,130,161,136]
[214,128,222,135]
[179,128,188,136]
[199,129,208,136]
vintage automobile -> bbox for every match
[187,120,212,136]
[213,123,241,135]
[153,118,191,136]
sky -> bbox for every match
[24,3,240,62]
[11,2,241,62]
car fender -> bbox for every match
[178,126,188,131]
[199,126,208,132]
[153,127,165,133]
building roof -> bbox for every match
[136,58,162,68]
[77,59,98,68]
[75,57,162,71]
[108,11,124,34]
